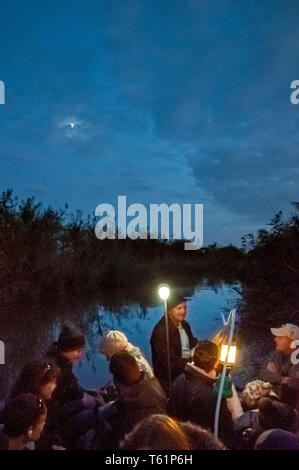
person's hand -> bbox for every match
[226,383,244,422]
[281,376,290,385]
[51,445,66,450]
[267,362,279,374]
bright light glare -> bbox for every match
[220,344,236,364]
[158,284,170,300]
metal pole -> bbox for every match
[214,308,236,439]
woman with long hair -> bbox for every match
[121,414,191,450]
[7,361,62,449]
[0,394,47,450]
[10,360,58,401]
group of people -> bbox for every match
[1,293,299,451]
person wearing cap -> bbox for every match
[45,323,100,447]
[99,330,154,378]
[150,293,198,393]
[46,322,87,406]
[259,323,299,406]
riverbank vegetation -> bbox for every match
[1,189,298,334]
[0,189,244,307]
[238,203,299,337]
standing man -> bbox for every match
[150,293,198,393]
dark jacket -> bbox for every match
[150,316,198,391]
[85,374,168,449]
[45,343,90,425]
[46,344,84,407]
[35,400,63,450]
[171,363,234,445]
[233,409,262,450]
[259,350,299,407]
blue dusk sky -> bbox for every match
[1,0,299,246]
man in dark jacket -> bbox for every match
[46,323,99,447]
[83,351,167,449]
[150,295,198,393]
[171,341,234,446]
[46,323,87,407]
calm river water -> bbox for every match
[0,282,240,401]
[74,282,239,389]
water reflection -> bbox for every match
[0,282,239,401]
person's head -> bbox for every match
[270,323,299,355]
[10,361,58,401]
[57,323,85,363]
[109,351,141,385]
[168,299,187,326]
[121,414,191,450]
[2,394,47,444]
[241,380,274,410]
[99,330,130,360]
[192,341,218,373]
[258,397,297,432]
[254,429,299,450]
[180,422,226,450]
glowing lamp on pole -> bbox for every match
[158,284,172,395]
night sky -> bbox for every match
[1,0,299,246]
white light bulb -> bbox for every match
[158,284,170,301]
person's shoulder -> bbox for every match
[173,370,186,388]
[151,316,165,338]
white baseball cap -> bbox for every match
[270,323,299,340]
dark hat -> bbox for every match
[57,323,85,352]
[255,429,299,450]
[167,287,192,312]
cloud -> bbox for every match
[1,0,299,245]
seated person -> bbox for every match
[0,394,47,450]
[180,421,226,450]
[120,414,191,450]
[234,396,297,450]
[150,292,198,393]
[254,429,299,451]
[46,323,101,447]
[171,341,234,446]
[99,330,154,378]
[259,323,299,407]
[81,352,167,450]
[4,360,62,450]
